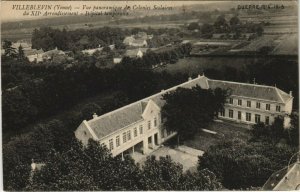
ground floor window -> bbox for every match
[220,108,225,117]
[127,130,131,140]
[123,132,127,143]
[116,136,120,147]
[229,109,233,118]
[134,127,137,137]
[238,111,241,120]
[246,112,251,122]
[255,114,261,123]
[109,139,114,150]
[139,125,143,134]
[265,116,270,125]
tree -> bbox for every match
[187,22,200,30]
[198,139,295,189]
[162,86,228,143]
[229,15,240,27]
[255,25,264,36]
[28,139,142,191]
[81,103,102,120]
[141,155,222,190]
[141,155,183,190]
[201,23,214,38]
[18,45,25,60]
[287,112,299,147]
[251,117,284,145]
[3,40,17,58]
[214,15,229,33]
[182,169,222,190]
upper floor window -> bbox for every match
[139,125,143,134]
[109,139,114,150]
[246,112,251,121]
[229,98,233,104]
[148,120,151,130]
[123,132,127,143]
[256,102,261,109]
[127,130,131,140]
[116,136,120,147]
[229,109,234,118]
[266,104,270,111]
[238,111,241,120]
[276,105,281,112]
[134,127,138,137]
[154,117,157,127]
[247,101,251,108]
[238,99,242,106]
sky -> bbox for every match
[1,1,217,22]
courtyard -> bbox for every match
[131,120,251,171]
[131,145,204,172]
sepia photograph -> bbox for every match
[1,0,299,191]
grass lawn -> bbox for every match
[184,120,251,151]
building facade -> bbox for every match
[75,75,293,157]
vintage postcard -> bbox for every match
[1,0,299,191]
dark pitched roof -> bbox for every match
[81,76,292,140]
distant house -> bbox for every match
[113,57,122,64]
[125,48,147,58]
[82,47,103,55]
[136,32,148,40]
[12,42,32,51]
[24,49,44,63]
[43,48,65,60]
[123,36,136,46]
[130,39,148,47]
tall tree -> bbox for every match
[162,86,228,143]
[3,40,17,58]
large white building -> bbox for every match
[75,75,293,157]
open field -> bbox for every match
[154,56,268,75]
[272,34,298,55]
[184,121,251,151]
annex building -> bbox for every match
[75,75,293,157]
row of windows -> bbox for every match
[221,109,270,124]
[108,117,158,150]
[229,98,281,112]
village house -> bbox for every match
[12,42,32,51]
[24,49,44,63]
[43,48,65,60]
[75,75,293,158]
[130,39,148,47]
[123,36,135,46]
[123,33,151,47]
[125,48,147,58]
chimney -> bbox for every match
[289,91,293,96]
[92,113,98,119]
[188,77,192,81]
